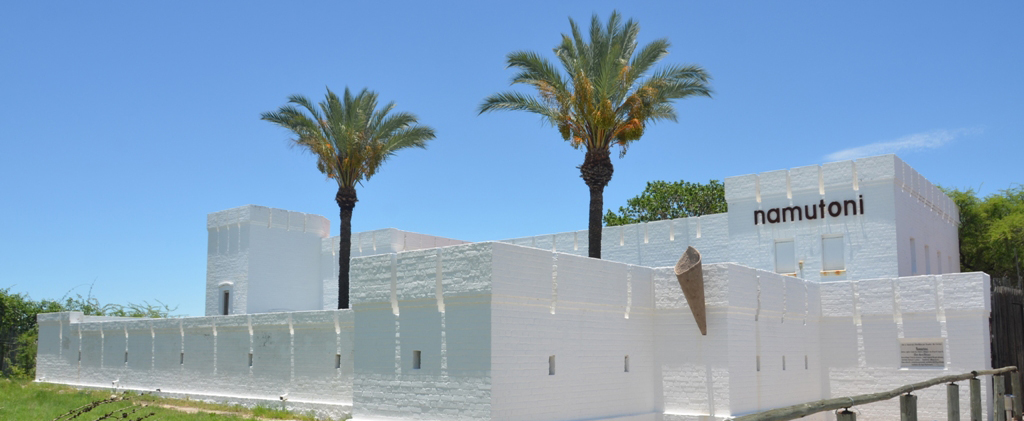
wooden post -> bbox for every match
[972,377,983,421]
[902,393,918,421]
[837,409,856,421]
[948,383,960,421]
[1013,372,1023,419]
[997,374,1007,421]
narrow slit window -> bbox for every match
[624,355,630,372]
[910,238,918,274]
[78,351,82,362]
[335,354,342,369]
[756,355,761,371]
[924,245,931,275]
[805,355,809,370]
[549,355,556,375]
[180,352,184,365]
[412,350,421,369]
[248,353,253,367]
[782,355,786,370]
[936,251,942,274]
[222,290,230,316]
[124,351,129,364]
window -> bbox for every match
[549,355,556,375]
[248,353,253,367]
[910,238,917,274]
[936,251,942,274]
[222,290,230,316]
[822,236,845,271]
[775,240,796,274]
[624,355,630,372]
[924,245,931,275]
[412,350,421,369]
[335,354,342,369]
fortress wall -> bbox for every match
[206,205,330,315]
[819,272,991,421]
[893,157,960,277]
[35,310,354,417]
[497,213,731,269]
[725,155,910,281]
[654,264,825,419]
[490,243,659,421]
[321,229,469,310]
[350,242,494,421]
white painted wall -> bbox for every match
[38,244,993,421]
[206,205,330,315]
[818,272,991,420]
[349,242,494,421]
[37,154,982,421]
[321,228,468,310]
[36,310,354,419]
[207,206,466,315]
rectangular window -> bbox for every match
[822,236,845,271]
[775,240,796,274]
[180,352,184,365]
[549,355,556,375]
[335,354,342,369]
[936,251,942,274]
[624,355,630,372]
[924,245,931,275]
[248,353,253,367]
[910,238,918,274]
[412,350,421,369]
[124,351,129,364]
[222,291,230,316]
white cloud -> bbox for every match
[824,128,981,162]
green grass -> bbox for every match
[0,378,322,421]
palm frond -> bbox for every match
[263,86,435,188]
[478,91,559,120]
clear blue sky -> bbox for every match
[2,1,1021,317]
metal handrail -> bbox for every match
[729,366,1019,421]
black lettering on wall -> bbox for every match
[843,200,857,216]
[782,206,802,222]
[754,210,766,225]
[804,204,818,220]
[754,196,867,225]
[828,201,842,217]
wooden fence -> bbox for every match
[993,285,1024,403]
[729,366,1020,421]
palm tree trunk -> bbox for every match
[580,149,614,259]
[335,186,358,309]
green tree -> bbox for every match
[1,287,175,379]
[262,88,436,309]
[944,185,1024,281]
[479,11,712,259]
[604,179,727,226]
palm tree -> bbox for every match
[262,87,435,309]
[479,11,712,259]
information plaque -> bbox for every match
[900,338,945,368]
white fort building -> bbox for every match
[36,154,994,421]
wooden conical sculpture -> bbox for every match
[674,246,707,335]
